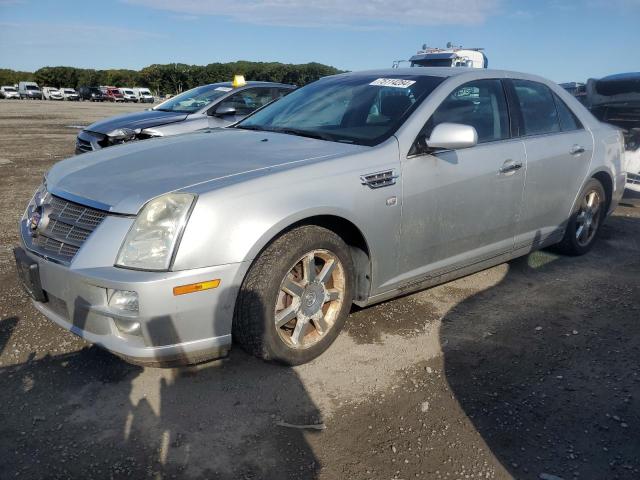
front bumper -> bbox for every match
[16,244,248,366]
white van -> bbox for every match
[132,87,154,103]
[18,81,42,99]
[118,88,138,103]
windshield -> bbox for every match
[154,84,231,113]
[64,89,74,93]
[4,87,16,91]
[26,85,39,90]
[236,74,444,146]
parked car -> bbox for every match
[586,72,640,193]
[119,88,138,103]
[133,87,154,103]
[79,86,106,102]
[0,86,19,99]
[60,88,80,101]
[16,68,624,367]
[104,87,125,102]
[42,87,64,101]
[18,81,42,99]
[559,82,587,105]
[75,81,294,153]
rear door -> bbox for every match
[508,79,594,250]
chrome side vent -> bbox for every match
[360,170,398,189]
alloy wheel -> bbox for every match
[575,189,602,247]
[274,249,345,349]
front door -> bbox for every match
[391,79,525,289]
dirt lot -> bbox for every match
[0,100,639,480]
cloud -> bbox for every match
[124,0,503,27]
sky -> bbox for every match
[0,0,638,83]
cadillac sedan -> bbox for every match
[15,68,625,366]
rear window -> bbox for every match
[552,93,583,132]
[512,80,560,136]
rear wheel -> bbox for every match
[233,225,354,365]
[554,178,606,256]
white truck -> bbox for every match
[132,87,154,103]
[394,43,488,69]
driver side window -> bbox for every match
[411,79,510,155]
[218,88,276,116]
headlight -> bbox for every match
[115,193,196,271]
[140,128,163,138]
[106,127,137,143]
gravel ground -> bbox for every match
[0,100,639,480]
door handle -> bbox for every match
[499,161,523,174]
[570,145,585,155]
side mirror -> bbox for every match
[427,123,478,150]
[212,106,237,117]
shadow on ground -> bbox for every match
[0,296,322,479]
[441,211,640,479]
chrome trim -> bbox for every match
[360,169,399,189]
[47,187,115,213]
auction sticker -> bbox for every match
[215,87,233,92]
[369,78,416,88]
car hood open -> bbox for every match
[84,109,189,135]
[46,129,365,214]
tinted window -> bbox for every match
[552,93,582,131]
[420,79,510,145]
[237,75,444,146]
[513,80,560,136]
[218,88,278,116]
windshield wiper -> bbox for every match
[270,128,334,141]
[234,125,266,131]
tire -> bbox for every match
[554,178,606,256]
[233,225,354,365]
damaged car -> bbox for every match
[16,68,625,367]
[75,81,295,154]
[587,72,640,192]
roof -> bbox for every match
[203,81,295,88]
[336,67,507,78]
[409,52,458,61]
[599,72,640,82]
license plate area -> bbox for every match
[13,247,47,303]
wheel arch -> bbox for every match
[246,211,373,303]
[591,170,613,214]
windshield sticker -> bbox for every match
[370,78,416,89]
[215,87,233,92]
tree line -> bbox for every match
[0,61,343,94]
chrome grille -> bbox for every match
[628,172,640,186]
[26,194,108,263]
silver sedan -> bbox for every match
[16,68,626,366]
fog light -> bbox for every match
[113,318,142,336]
[108,289,139,314]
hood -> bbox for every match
[85,109,189,134]
[46,129,365,214]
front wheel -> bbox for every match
[233,225,354,365]
[554,178,606,256]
